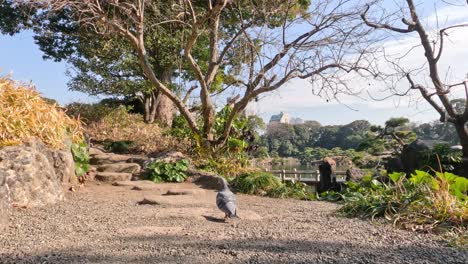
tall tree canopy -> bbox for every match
[21,0,377,151]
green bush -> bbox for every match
[299,147,376,168]
[269,181,316,200]
[103,140,134,153]
[231,172,316,200]
[71,141,90,177]
[147,159,189,183]
[231,172,282,195]
[423,143,462,172]
[333,170,467,231]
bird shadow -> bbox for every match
[202,215,226,223]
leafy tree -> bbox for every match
[314,126,340,149]
[358,117,416,155]
[25,0,375,151]
[0,1,30,35]
[414,121,459,144]
[335,120,371,149]
[30,5,183,125]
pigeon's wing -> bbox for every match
[216,190,237,217]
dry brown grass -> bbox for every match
[86,107,189,154]
[0,77,83,149]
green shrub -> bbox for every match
[103,140,134,153]
[423,143,463,172]
[335,170,467,231]
[231,172,282,195]
[269,181,316,200]
[231,172,316,200]
[299,147,376,168]
[147,159,189,183]
[71,141,90,177]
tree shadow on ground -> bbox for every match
[1,235,466,264]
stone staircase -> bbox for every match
[88,147,149,182]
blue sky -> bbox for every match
[0,31,98,104]
[1,1,467,126]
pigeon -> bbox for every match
[216,177,238,220]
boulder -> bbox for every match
[0,140,73,207]
[400,139,431,176]
[0,171,9,231]
[51,149,76,185]
[145,151,187,167]
[318,157,337,192]
[346,168,365,182]
[385,157,404,174]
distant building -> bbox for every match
[269,112,290,124]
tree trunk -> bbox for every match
[143,90,159,124]
[454,120,468,178]
[155,70,175,127]
[156,94,174,127]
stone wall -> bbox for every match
[0,140,75,230]
[0,171,9,231]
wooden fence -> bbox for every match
[266,168,347,184]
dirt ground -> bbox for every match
[1,181,466,264]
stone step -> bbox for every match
[90,154,131,165]
[90,153,149,166]
[88,147,105,156]
[97,163,141,174]
[95,172,133,182]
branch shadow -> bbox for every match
[2,235,466,264]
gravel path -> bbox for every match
[1,182,466,264]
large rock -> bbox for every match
[400,139,431,176]
[346,168,365,182]
[145,151,187,166]
[0,171,9,231]
[385,157,404,174]
[318,157,337,192]
[0,140,73,207]
[51,149,76,184]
